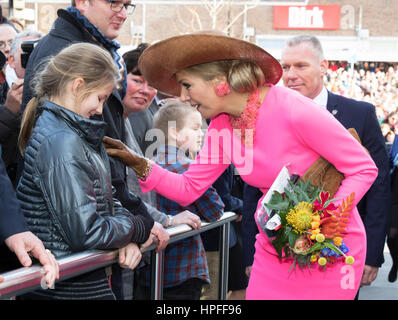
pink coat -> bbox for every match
[141,85,378,299]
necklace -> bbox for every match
[228,88,261,146]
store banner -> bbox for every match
[273,5,341,30]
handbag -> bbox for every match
[301,128,368,198]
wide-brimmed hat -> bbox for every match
[138,33,282,97]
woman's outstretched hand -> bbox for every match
[103,136,152,181]
[103,136,140,167]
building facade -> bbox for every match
[2,0,398,61]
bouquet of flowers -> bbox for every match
[257,166,356,273]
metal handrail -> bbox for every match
[0,211,237,300]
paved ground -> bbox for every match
[358,245,398,300]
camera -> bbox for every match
[21,38,40,69]
[0,50,6,70]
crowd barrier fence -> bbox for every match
[0,211,237,300]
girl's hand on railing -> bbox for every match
[139,233,156,252]
[173,210,201,230]
[118,242,142,270]
[40,249,59,289]
[150,222,170,251]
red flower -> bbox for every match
[313,191,337,217]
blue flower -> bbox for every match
[321,248,331,256]
[340,244,349,253]
[328,250,336,257]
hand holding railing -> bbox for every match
[0,211,237,300]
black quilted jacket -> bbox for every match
[16,101,148,258]
[21,8,154,241]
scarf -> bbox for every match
[66,6,127,99]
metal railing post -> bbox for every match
[150,249,164,300]
[218,221,230,300]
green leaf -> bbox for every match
[284,188,299,205]
[306,242,324,254]
[264,191,291,211]
[288,231,300,248]
[283,246,290,258]
[323,241,344,255]
[288,257,297,274]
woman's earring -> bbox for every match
[214,83,231,97]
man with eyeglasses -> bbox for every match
[0,24,26,188]
[0,24,18,105]
[21,0,170,300]
[0,31,42,190]
[0,24,17,60]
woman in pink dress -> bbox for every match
[103,34,378,299]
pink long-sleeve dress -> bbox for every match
[140,85,378,300]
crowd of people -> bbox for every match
[0,0,397,301]
[325,61,398,145]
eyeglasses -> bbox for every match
[104,0,136,15]
[0,39,13,50]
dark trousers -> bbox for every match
[111,264,125,300]
[134,278,205,300]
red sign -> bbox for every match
[273,5,341,30]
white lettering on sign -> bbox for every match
[288,6,324,28]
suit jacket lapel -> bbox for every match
[326,91,341,120]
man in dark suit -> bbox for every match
[280,35,390,287]
[0,148,58,286]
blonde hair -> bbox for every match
[19,43,118,154]
[153,99,200,144]
[181,59,265,93]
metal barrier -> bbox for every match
[0,211,237,300]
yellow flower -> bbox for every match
[311,221,320,229]
[334,237,343,246]
[345,256,355,265]
[310,255,318,262]
[312,215,321,222]
[312,228,320,235]
[315,233,325,242]
[286,202,314,234]
[318,257,327,266]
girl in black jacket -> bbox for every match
[16,43,151,300]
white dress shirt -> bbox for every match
[313,86,329,109]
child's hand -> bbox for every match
[139,234,156,252]
[118,242,142,270]
[173,210,201,230]
[151,222,170,251]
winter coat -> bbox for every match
[16,101,148,258]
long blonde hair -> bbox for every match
[19,42,118,154]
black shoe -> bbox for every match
[388,264,398,282]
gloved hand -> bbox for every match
[103,136,151,180]
[302,128,365,198]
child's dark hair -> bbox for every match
[122,43,150,75]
